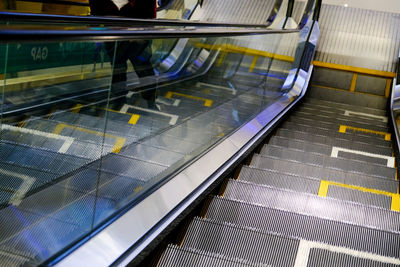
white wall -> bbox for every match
[299,0,400,14]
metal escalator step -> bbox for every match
[280,121,391,147]
[307,248,399,267]
[296,105,388,125]
[205,197,400,259]
[247,157,398,193]
[182,217,299,266]
[288,114,389,133]
[260,145,396,179]
[268,137,390,166]
[157,244,268,267]
[1,142,90,175]
[337,150,390,166]
[304,98,387,116]
[239,166,320,194]
[238,166,397,210]
[223,180,400,232]
[293,109,388,129]
[0,248,36,267]
[276,128,392,156]
[301,101,387,117]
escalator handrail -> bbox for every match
[0,26,299,43]
[0,11,271,28]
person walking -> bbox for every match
[89,0,158,108]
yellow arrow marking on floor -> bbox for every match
[53,123,126,153]
[339,125,391,141]
[165,91,213,107]
[318,180,400,212]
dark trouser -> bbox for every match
[105,40,156,104]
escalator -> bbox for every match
[156,96,400,266]
[1,0,400,266]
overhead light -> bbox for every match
[344,3,348,7]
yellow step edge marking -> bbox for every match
[318,180,400,212]
[71,104,83,114]
[249,56,259,72]
[165,91,213,107]
[216,51,227,67]
[53,123,126,153]
[195,43,294,63]
[134,186,143,193]
[312,61,396,78]
[311,84,387,98]
[71,104,141,125]
[338,125,391,141]
[350,73,358,92]
[385,79,392,98]
[128,114,140,125]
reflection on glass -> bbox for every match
[0,28,303,266]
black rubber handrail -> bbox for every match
[0,11,270,28]
[0,26,299,43]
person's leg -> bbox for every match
[104,41,130,97]
[127,41,157,108]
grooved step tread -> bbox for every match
[261,145,396,179]
[303,98,386,116]
[223,179,400,232]
[268,136,390,166]
[276,128,392,156]
[247,157,398,192]
[280,121,391,147]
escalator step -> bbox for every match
[304,98,386,116]
[223,179,400,232]
[205,197,400,259]
[268,136,390,166]
[280,121,391,147]
[182,217,299,266]
[238,166,397,210]
[260,145,396,179]
[295,105,389,127]
[293,109,388,129]
[157,244,268,267]
[288,115,388,133]
[246,157,398,192]
[276,128,392,156]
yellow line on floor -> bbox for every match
[318,180,400,212]
[195,43,294,63]
[385,79,392,98]
[350,73,358,92]
[249,56,259,72]
[311,84,387,98]
[53,123,126,153]
[71,104,141,125]
[312,61,396,78]
[338,125,391,141]
[165,91,213,107]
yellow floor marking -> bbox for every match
[318,180,400,212]
[195,43,294,63]
[312,61,396,78]
[53,123,126,153]
[165,91,213,107]
[311,84,387,98]
[249,56,259,72]
[350,73,358,92]
[217,51,227,67]
[128,114,140,125]
[71,104,83,114]
[338,125,391,141]
[216,132,225,137]
[71,104,141,125]
[385,79,392,98]
[134,186,143,193]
